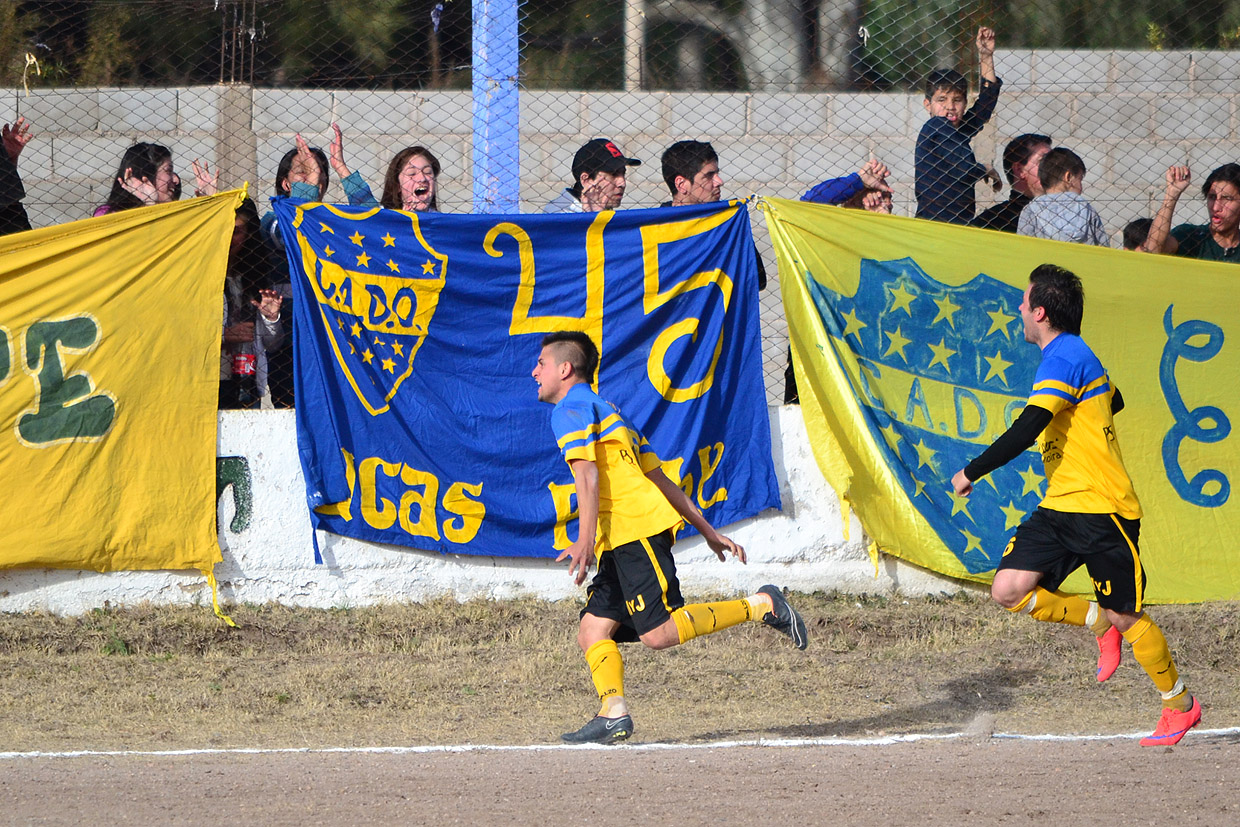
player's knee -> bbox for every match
[639,624,679,650]
[990,581,1028,610]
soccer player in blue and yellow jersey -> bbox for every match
[952,264,1201,746]
[533,331,808,744]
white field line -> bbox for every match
[1,727,1237,760]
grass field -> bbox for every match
[0,592,1235,752]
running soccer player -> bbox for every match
[951,264,1201,746]
[533,331,807,744]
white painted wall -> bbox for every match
[0,407,966,615]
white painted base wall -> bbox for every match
[0,408,970,615]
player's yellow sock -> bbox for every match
[585,639,626,716]
[671,598,757,644]
[1122,614,1190,710]
[1008,587,1095,627]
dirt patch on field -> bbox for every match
[0,593,1235,752]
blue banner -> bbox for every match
[273,199,779,558]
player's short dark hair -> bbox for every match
[1202,163,1240,199]
[661,140,718,195]
[1122,218,1153,251]
[924,68,967,100]
[1038,148,1086,191]
[1028,264,1083,336]
[541,331,599,383]
[1002,133,1052,185]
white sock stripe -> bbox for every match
[1022,592,1038,615]
[1160,680,1185,701]
[1085,603,1098,627]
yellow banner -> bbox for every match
[0,191,243,574]
[763,196,1240,603]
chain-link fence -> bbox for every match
[4,0,1240,405]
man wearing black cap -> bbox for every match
[542,138,641,213]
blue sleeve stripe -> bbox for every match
[1030,384,1080,404]
[556,412,626,451]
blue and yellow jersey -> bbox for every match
[551,384,682,551]
[1027,333,1142,518]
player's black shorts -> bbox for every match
[999,507,1145,612]
[581,529,684,643]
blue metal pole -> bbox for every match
[472,0,520,214]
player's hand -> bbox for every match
[951,469,974,497]
[556,539,596,586]
[705,532,746,564]
[1164,165,1191,196]
[976,27,996,58]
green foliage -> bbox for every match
[520,0,623,89]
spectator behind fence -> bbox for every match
[802,159,892,206]
[842,186,894,214]
[543,138,640,213]
[915,27,1003,224]
[783,159,891,404]
[1145,163,1240,263]
[221,198,284,409]
[1125,165,1192,253]
[1,117,33,236]
[93,142,217,216]
[319,124,438,211]
[1017,148,1109,246]
[660,139,766,289]
[973,133,1052,233]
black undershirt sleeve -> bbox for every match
[1111,386,1124,415]
[963,404,1053,482]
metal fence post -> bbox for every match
[472,0,520,214]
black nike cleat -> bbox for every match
[560,714,634,744]
[758,584,808,650]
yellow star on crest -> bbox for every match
[391,341,404,357]
[349,231,365,246]
[350,322,362,338]
[1018,465,1044,497]
[356,252,371,267]
[889,283,917,316]
[319,222,335,234]
[381,358,396,373]
[912,478,927,499]
[927,338,956,373]
[884,327,912,361]
[1000,501,1027,530]
[373,337,386,348]
[986,307,1017,339]
[336,317,345,331]
[912,438,937,470]
[949,492,972,519]
[382,233,396,247]
[361,349,374,364]
[323,244,335,257]
[421,259,436,275]
[961,530,983,554]
[931,295,962,328]
[878,423,901,453]
[348,342,356,355]
[387,259,400,273]
[841,308,867,339]
[984,351,1014,385]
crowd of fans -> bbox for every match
[2,26,1235,410]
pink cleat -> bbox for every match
[1140,697,1202,747]
[1096,626,1122,682]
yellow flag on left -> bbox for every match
[0,190,244,574]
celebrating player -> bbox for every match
[951,264,1201,746]
[533,331,807,744]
